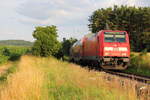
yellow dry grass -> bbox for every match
[131,52,150,69]
[0,62,13,75]
[0,56,139,100]
[0,56,44,100]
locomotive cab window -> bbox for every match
[104,32,126,43]
[115,34,126,42]
[104,34,115,42]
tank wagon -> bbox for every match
[70,30,130,70]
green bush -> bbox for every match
[0,54,9,64]
[125,52,150,76]
[130,52,150,68]
[0,46,30,63]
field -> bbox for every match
[0,46,149,100]
[0,56,140,100]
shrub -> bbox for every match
[126,52,150,76]
[0,54,9,64]
[0,46,30,63]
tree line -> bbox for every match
[0,40,33,47]
[89,5,150,52]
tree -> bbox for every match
[62,38,77,56]
[141,32,150,51]
[32,26,61,57]
[89,5,150,52]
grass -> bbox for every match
[0,62,18,82]
[0,57,44,100]
[124,52,150,77]
[0,56,138,100]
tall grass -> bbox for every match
[125,52,150,76]
[0,56,44,100]
[130,52,150,68]
[0,56,138,100]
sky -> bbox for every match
[0,0,150,41]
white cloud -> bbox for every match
[108,0,150,7]
[0,32,16,35]
[17,0,92,25]
[0,0,149,41]
[17,0,148,26]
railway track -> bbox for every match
[77,63,150,85]
[102,69,150,85]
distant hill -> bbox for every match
[0,40,33,46]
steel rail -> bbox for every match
[102,70,150,85]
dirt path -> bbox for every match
[0,63,13,75]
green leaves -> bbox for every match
[0,46,30,63]
[62,38,77,56]
[32,26,61,57]
[89,5,150,52]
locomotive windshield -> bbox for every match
[104,32,126,42]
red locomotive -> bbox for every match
[70,30,130,70]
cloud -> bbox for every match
[0,32,16,35]
[109,0,150,7]
[0,0,149,41]
[15,0,150,40]
[17,0,52,20]
[17,0,149,26]
[16,0,97,25]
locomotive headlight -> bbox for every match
[121,53,127,56]
[118,47,128,51]
[104,53,109,56]
[104,47,113,51]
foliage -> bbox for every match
[89,5,150,51]
[141,32,150,51]
[0,40,33,47]
[62,38,77,56]
[55,38,77,60]
[0,63,17,82]
[0,46,30,64]
[0,54,9,64]
[32,26,61,57]
[124,52,150,76]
